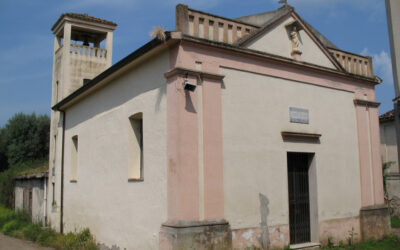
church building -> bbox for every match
[47,4,390,249]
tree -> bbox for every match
[3,113,50,167]
[0,128,8,171]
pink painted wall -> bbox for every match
[164,38,384,225]
[166,73,199,221]
[202,78,224,219]
[369,107,385,205]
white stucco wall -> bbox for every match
[246,17,336,69]
[62,49,169,250]
[380,120,399,173]
[221,68,361,230]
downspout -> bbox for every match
[43,176,47,226]
[60,111,66,233]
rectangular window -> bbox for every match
[70,135,78,182]
[128,113,143,181]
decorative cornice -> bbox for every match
[164,67,225,81]
[353,99,380,108]
[281,131,321,141]
[181,36,380,85]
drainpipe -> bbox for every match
[43,176,47,226]
[60,111,66,233]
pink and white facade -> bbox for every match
[49,4,390,249]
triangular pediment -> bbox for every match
[237,9,341,70]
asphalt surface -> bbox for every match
[0,233,53,250]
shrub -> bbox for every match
[392,216,400,228]
[2,219,27,235]
[60,229,97,250]
[22,223,42,241]
[36,228,58,246]
[0,205,98,249]
[0,206,15,228]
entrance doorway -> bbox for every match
[287,152,312,244]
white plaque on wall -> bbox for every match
[290,107,309,124]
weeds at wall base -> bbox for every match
[0,205,97,249]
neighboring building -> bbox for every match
[380,109,399,174]
[380,109,400,200]
[47,4,390,249]
[14,171,48,225]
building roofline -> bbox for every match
[185,5,259,29]
[379,109,395,123]
[52,32,172,111]
[181,34,381,84]
[52,13,117,32]
[52,30,380,111]
[14,171,48,180]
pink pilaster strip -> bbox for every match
[166,73,199,221]
[203,78,224,219]
[355,105,374,207]
[368,107,385,205]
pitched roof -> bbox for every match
[52,13,117,31]
[234,5,338,49]
[380,109,395,122]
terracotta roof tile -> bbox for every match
[52,13,116,31]
[380,109,395,122]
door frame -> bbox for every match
[286,152,319,244]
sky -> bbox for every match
[0,0,395,126]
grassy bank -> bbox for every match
[320,235,400,250]
[0,205,97,250]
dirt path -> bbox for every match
[0,233,54,250]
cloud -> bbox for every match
[362,48,393,85]
[274,0,385,21]
[64,0,138,9]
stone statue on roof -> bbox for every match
[278,0,288,5]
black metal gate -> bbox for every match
[288,153,311,244]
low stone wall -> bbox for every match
[159,219,232,250]
[360,205,391,241]
[319,217,360,245]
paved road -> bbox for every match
[0,234,53,250]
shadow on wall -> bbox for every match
[259,193,270,249]
[184,90,197,113]
[63,52,169,130]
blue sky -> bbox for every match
[0,0,394,126]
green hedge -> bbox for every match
[0,205,97,249]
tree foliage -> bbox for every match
[0,113,50,207]
[0,113,49,170]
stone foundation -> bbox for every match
[159,219,232,250]
[360,205,391,241]
[319,217,360,245]
[231,225,289,249]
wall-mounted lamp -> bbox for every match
[184,79,196,91]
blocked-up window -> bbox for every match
[128,113,143,181]
[70,135,78,182]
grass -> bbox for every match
[16,160,48,176]
[0,205,97,249]
[321,235,400,250]
[392,216,400,228]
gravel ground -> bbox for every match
[0,233,54,250]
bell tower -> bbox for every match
[51,13,116,103]
[48,13,116,232]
